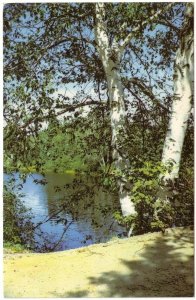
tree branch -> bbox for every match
[3,98,106,141]
[157,19,180,34]
[119,3,173,52]
[54,98,105,117]
[124,77,169,113]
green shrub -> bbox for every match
[114,161,193,235]
[3,184,35,250]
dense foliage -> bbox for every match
[3,2,194,249]
[3,182,35,249]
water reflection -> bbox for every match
[4,173,125,251]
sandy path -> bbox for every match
[4,227,194,297]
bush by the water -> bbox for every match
[3,184,35,250]
[113,161,194,234]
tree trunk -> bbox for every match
[94,3,136,217]
[106,60,136,216]
[161,4,193,184]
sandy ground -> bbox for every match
[4,227,194,298]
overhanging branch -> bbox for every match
[124,77,169,113]
[4,98,106,141]
[119,3,173,52]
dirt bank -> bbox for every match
[4,227,194,297]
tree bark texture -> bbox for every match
[94,3,136,216]
[161,4,194,183]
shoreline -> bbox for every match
[4,226,194,297]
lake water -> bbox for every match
[4,172,125,252]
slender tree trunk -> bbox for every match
[161,4,193,184]
[94,3,136,216]
[154,7,193,227]
[106,59,136,216]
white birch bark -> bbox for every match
[161,4,193,184]
[95,3,136,216]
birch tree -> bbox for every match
[94,3,135,216]
[160,3,194,184]
[94,3,177,218]
[4,3,187,229]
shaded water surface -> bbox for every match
[4,173,124,251]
